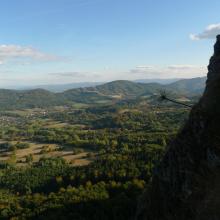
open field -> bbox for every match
[0,140,93,167]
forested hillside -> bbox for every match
[0,77,205,110]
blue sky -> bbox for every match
[0,0,220,86]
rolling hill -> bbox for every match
[0,89,67,110]
[0,77,206,110]
[168,77,206,94]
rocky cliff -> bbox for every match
[136,36,220,220]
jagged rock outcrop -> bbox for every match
[136,36,220,220]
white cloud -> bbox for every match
[50,72,86,78]
[190,23,220,40]
[135,65,154,70]
[0,44,60,64]
[130,65,206,78]
[167,65,190,69]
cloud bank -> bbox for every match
[50,72,86,78]
[190,23,220,40]
[0,44,60,64]
[130,65,206,78]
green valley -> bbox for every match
[0,80,192,219]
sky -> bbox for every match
[0,0,220,86]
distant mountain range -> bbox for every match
[134,78,183,85]
[0,77,206,110]
[8,82,104,93]
[6,78,185,92]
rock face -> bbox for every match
[136,36,220,220]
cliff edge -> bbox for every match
[136,36,220,220]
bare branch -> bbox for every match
[159,90,192,108]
